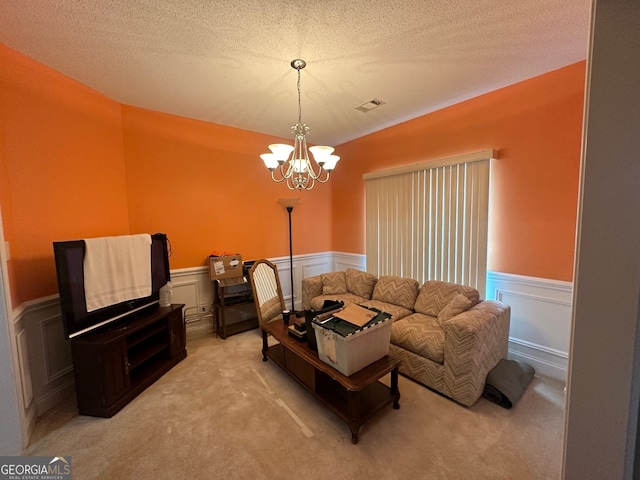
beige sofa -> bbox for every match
[302,269,510,406]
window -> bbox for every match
[364,150,495,297]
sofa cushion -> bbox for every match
[322,272,347,295]
[359,299,413,322]
[437,293,473,326]
[309,293,365,311]
[260,296,283,324]
[345,268,377,300]
[371,276,420,310]
[414,280,480,317]
[391,313,444,364]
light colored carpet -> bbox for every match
[23,329,565,479]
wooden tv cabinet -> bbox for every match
[70,304,186,417]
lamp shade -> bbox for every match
[309,145,335,164]
[268,144,295,161]
[260,153,279,170]
[278,198,300,209]
[322,155,340,171]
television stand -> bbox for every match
[70,304,186,417]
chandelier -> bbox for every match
[260,59,339,191]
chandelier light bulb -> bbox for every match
[292,158,311,174]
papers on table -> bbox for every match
[332,303,377,327]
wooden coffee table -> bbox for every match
[261,320,400,444]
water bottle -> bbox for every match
[159,281,173,307]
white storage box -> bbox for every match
[312,317,392,376]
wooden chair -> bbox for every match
[248,259,286,326]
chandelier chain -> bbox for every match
[297,67,302,126]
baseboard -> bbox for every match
[34,378,75,416]
[508,339,569,381]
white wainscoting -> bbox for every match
[170,267,216,336]
[332,252,366,272]
[486,271,573,383]
[21,296,74,417]
[170,252,340,335]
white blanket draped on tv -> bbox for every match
[83,234,152,312]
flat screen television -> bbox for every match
[53,233,171,339]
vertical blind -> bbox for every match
[364,150,494,297]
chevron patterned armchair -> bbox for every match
[389,280,510,406]
[302,272,510,407]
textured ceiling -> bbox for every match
[0,0,591,146]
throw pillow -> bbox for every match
[345,268,377,299]
[322,272,347,295]
[371,276,420,310]
[437,293,473,326]
[414,280,480,316]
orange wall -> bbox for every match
[0,41,584,305]
[0,43,332,305]
[121,106,332,269]
[333,62,586,282]
[0,44,130,305]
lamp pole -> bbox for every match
[286,206,294,312]
[278,198,299,312]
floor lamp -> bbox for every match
[278,198,299,312]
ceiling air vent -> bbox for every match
[355,98,386,113]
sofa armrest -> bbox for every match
[441,300,510,406]
[301,275,324,310]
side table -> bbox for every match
[213,277,258,338]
